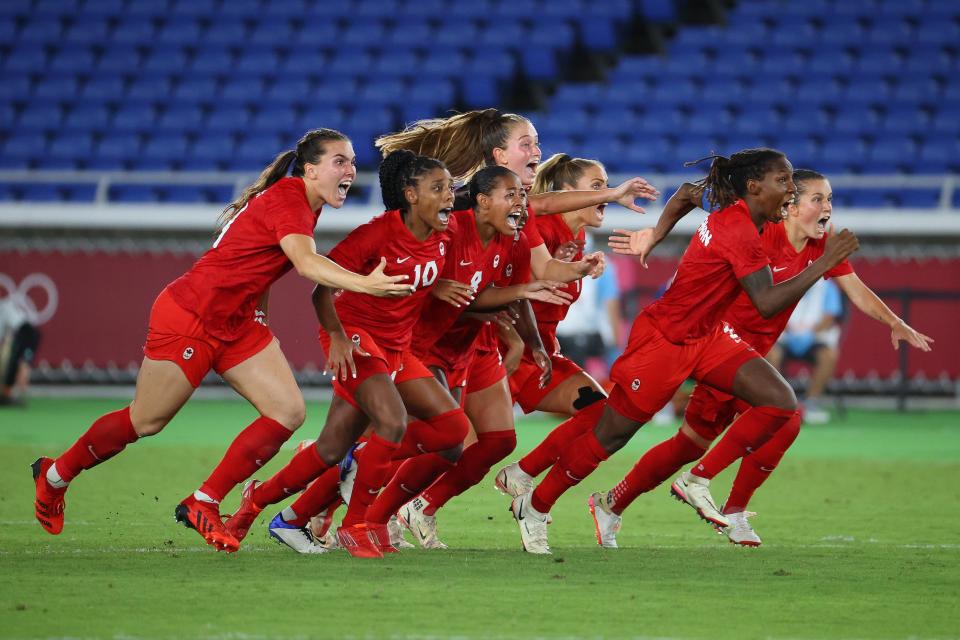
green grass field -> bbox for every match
[2,398,959,640]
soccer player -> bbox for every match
[508,148,860,554]
[375,108,659,283]
[30,130,413,552]
[588,169,933,548]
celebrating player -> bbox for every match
[508,148,860,554]
[588,169,933,548]
[31,129,412,552]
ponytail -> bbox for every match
[531,153,603,195]
[218,128,349,233]
[467,165,518,208]
[686,147,787,211]
[375,109,530,183]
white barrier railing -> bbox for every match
[2,170,959,236]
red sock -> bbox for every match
[342,433,399,527]
[392,409,470,460]
[55,407,138,482]
[530,430,609,514]
[199,416,292,502]
[692,406,795,480]
[285,465,341,527]
[609,430,705,515]
[366,454,454,524]
[254,440,329,507]
[519,401,604,477]
[724,412,801,513]
[421,430,517,514]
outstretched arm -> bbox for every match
[281,233,413,297]
[834,273,933,351]
[528,176,660,216]
[529,244,604,282]
[607,182,703,268]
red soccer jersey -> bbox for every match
[167,177,319,341]
[522,202,545,249]
[529,213,584,350]
[645,199,770,344]
[723,222,854,354]
[328,209,450,352]
[413,209,515,369]
[476,231,533,355]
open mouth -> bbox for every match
[779,195,795,218]
[596,203,606,222]
[506,209,523,229]
[337,181,352,198]
[526,160,539,175]
[816,215,830,233]
[438,207,452,225]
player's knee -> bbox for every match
[270,400,306,431]
[130,414,169,437]
[375,416,407,443]
[767,383,797,412]
[437,443,464,463]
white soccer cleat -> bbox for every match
[338,442,364,505]
[588,492,621,549]
[723,511,762,547]
[267,513,329,554]
[494,462,534,498]
[397,497,448,550]
[510,493,551,555]
[670,471,731,529]
[388,515,415,549]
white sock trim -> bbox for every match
[46,463,69,489]
[193,490,219,504]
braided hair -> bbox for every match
[378,149,447,213]
[686,147,788,211]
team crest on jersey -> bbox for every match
[631,378,641,391]
[493,254,500,268]
[182,347,194,360]
[439,242,445,256]
[506,264,513,278]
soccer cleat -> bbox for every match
[267,512,329,554]
[338,442,364,505]
[494,462,534,498]
[174,495,240,553]
[308,505,339,549]
[222,479,263,542]
[510,493,551,555]
[722,511,762,547]
[588,492,621,549]
[336,523,383,559]
[366,522,399,553]
[397,497,448,550]
[31,457,66,535]
[388,515,415,549]
[670,471,730,529]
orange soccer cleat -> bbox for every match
[175,495,240,553]
[31,457,66,535]
[223,479,263,542]
[335,523,383,559]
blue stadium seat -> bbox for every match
[250,106,299,134]
[832,108,882,136]
[124,0,170,19]
[221,78,266,103]
[249,18,296,45]
[156,18,203,46]
[897,190,941,208]
[855,48,904,74]
[158,185,207,203]
[880,105,928,135]
[33,75,79,100]
[111,103,158,131]
[61,184,97,202]
[16,102,63,131]
[205,106,253,133]
[638,0,677,23]
[385,23,433,48]
[529,19,576,50]
[188,135,237,169]
[110,18,157,45]
[342,20,388,47]
[48,46,97,74]
[374,52,422,78]
[81,0,127,18]
[126,75,173,101]
[478,22,526,48]
[96,46,141,73]
[189,49,236,74]
[157,104,205,132]
[266,76,313,102]
[930,107,960,134]
[5,45,48,73]
[892,78,941,103]
[56,132,95,165]
[421,48,468,80]
[579,17,618,51]
[169,0,218,17]
[20,184,64,201]
[202,20,249,45]
[298,106,346,132]
[235,135,285,170]
[235,48,282,76]
[63,17,110,43]
[142,47,190,74]
[0,75,32,101]
[173,75,219,103]
[81,74,126,101]
[109,185,160,203]
[97,133,142,166]
[279,52,330,77]
[18,19,63,44]
[868,136,917,171]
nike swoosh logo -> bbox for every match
[772,266,787,273]
[459,260,472,266]
[88,445,101,462]
[368,488,380,494]
[400,483,415,494]
[565,470,583,483]
[255,459,263,467]
[397,256,411,263]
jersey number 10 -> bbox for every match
[411,261,439,292]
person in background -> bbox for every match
[0,294,40,406]
[766,278,844,423]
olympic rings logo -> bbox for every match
[0,273,59,325]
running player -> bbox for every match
[30,130,412,552]
[588,169,933,548]
[509,148,860,554]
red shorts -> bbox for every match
[608,314,758,424]
[465,349,506,394]
[509,352,584,414]
[393,352,434,385]
[683,383,751,441]
[143,288,274,388]
[419,352,472,391]
[319,326,403,408]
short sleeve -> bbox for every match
[714,216,770,279]
[522,203,545,249]
[825,258,854,279]
[496,233,532,286]
[265,180,318,242]
[327,219,380,273]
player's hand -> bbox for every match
[608,228,657,267]
[823,229,859,268]
[325,331,369,381]
[611,177,660,214]
[431,278,475,307]
[576,251,605,279]
[521,281,573,305]
[891,320,934,352]
[553,239,584,262]
[532,347,553,388]
[364,257,414,297]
